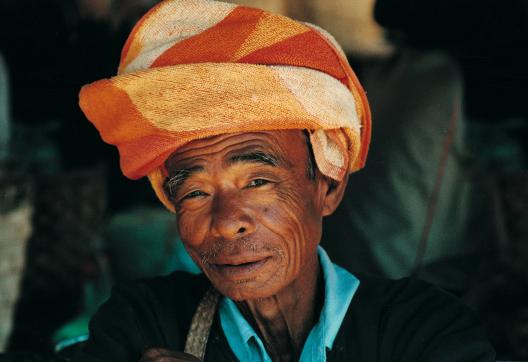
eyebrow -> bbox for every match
[165,166,204,198]
[228,151,281,167]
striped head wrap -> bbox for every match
[79,0,371,212]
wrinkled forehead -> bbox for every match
[164,130,307,172]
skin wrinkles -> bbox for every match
[271,170,324,285]
[269,193,309,290]
[172,134,307,298]
[228,151,280,167]
[165,136,291,173]
[164,130,347,361]
[165,152,282,201]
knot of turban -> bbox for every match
[79,0,371,212]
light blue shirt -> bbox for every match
[219,246,360,361]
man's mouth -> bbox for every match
[211,255,272,280]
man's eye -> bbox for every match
[245,179,270,188]
[182,190,207,200]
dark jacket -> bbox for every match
[75,271,495,361]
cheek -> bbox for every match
[260,184,322,276]
[177,208,210,248]
[177,210,213,273]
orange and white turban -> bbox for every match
[79,0,371,212]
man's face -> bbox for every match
[164,130,330,300]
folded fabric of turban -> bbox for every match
[79,0,371,212]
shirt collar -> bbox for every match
[219,246,360,362]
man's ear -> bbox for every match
[321,173,349,217]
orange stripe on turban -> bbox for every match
[79,0,371,212]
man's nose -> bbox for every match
[210,191,256,239]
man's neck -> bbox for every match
[236,253,323,362]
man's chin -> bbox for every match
[218,281,279,301]
[203,257,285,298]
[208,272,285,301]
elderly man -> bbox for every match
[75,1,494,361]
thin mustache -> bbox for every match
[200,238,282,266]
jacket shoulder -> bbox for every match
[330,276,495,361]
[76,272,209,361]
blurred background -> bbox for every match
[0,0,527,360]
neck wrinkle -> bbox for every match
[236,252,322,361]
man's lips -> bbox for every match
[210,255,272,280]
[213,253,271,266]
